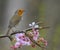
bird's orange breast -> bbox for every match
[18,10,24,16]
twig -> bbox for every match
[10,31,25,35]
[0,26,49,38]
[0,22,50,48]
[35,21,43,25]
[24,26,50,32]
[0,24,49,50]
[10,26,49,36]
[0,35,8,38]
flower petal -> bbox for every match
[29,24,32,27]
[32,22,35,26]
[34,25,39,28]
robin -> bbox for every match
[6,9,25,35]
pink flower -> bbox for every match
[44,42,48,46]
[14,42,21,48]
[13,29,40,49]
[43,40,48,46]
[39,37,48,46]
[11,22,48,49]
[33,30,39,41]
[29,22,39,41]
[39,37,44,41]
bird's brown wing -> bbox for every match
[9,15,22,28]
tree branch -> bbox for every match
[0,22,49,49]
[0,22,50,49]
[0,26,49,39]
[0,35,8,38]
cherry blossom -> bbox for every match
[11,22,47,49]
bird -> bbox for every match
[6,9,25,35]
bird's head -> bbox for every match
[15,9,25,16]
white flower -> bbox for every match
[32,22,35,26]
[29,22,39,28]
[34,25,39,28]
[29,24,32,27]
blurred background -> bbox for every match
[0,0,60,50]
